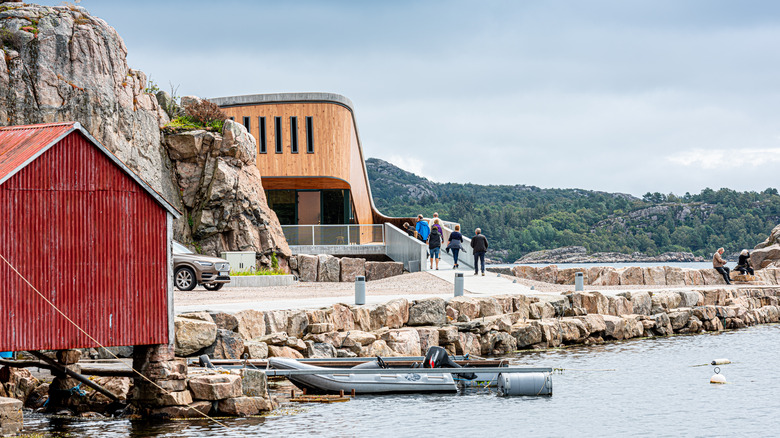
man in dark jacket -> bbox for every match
[471,228,488,276]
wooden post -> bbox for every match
[351,388,356,397]
[339,390,344,397]
[29,351,119,401]
[291,389,295,398]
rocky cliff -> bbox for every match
[514,246,704,264]
[366,158,437,201]
[164,118,290,265]
[752,224,780,269]
[0,3,289,267]
[0,2,174,199]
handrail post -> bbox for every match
[347,225,351,245]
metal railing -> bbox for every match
[282,224,385,246]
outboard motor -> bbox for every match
[423,346,477,380]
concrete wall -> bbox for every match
[385,223,428,272]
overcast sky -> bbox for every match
[42,0,780,196]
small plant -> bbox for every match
[271,252,279,270]
[184,99,226,127]
[144,76,160,95]
[162,115,202,134]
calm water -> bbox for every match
[491,261,714,270]
[23,324,780,437]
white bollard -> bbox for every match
[454,272,464,297]
[355,276,366,305]
[575,272,584,291]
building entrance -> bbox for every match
[265,189,351,225]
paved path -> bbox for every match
[425,257,535,296]
[176,258,536,314]
[176,256,773,315]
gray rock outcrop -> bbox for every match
[0,3,176,204]
[163,121,290,265]
[0,3,290,268]
[752,224,780,269]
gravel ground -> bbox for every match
[174,272,455,306]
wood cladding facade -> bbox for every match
[220,102,376,225]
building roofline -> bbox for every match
[0,122,181,218]
[208,93,355,112]
[208,92,390,223]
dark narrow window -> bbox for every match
[306,116,314,153]
[290,117,298,153]
[274,116,282,153]
[242,116,250,132]
[258,117,266,154]
[229,116,235,121]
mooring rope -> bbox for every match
[0,253,242,435]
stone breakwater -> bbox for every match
[509,265,780,286]
[175,287,780,360]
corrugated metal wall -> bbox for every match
[0,131,169,351]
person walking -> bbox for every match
[430,213,444,236]
[428,225,443,270]
[447,224,464,268]
[713,247,732,285]
[471,228,488,276]
[735,249,754,275]
[415,214,430,242]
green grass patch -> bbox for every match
[230,268,286,276]
[162,115,223,134]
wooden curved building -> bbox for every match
[210,93,399,227]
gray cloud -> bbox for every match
[41,0,780,196]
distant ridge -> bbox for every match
[366,158,780,263]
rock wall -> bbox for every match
[752,224,780,269]
[0,4,291,266]
[507,265,780,286]
[290,254,403,282]
[164,121,290,264]
[174,287,780,360]
[0,3,176,203]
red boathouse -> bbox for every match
[0,122,180,352]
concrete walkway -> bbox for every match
[176,257,772,315]
[424,257,534,296]
[175,258,534,315]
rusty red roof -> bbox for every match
[0,122,180,217]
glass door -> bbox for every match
[297,191,321,225]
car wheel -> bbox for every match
[175,267,197,291]
[203,283,224,291]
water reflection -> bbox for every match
[21,325,780,437]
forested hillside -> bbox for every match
[367,158,780,262]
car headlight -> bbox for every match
[197,261,214,267]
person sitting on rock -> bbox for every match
[735,249,754,275]
[713,247,732,285]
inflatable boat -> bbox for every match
[269,347,480,394]
[269,357,458,394]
